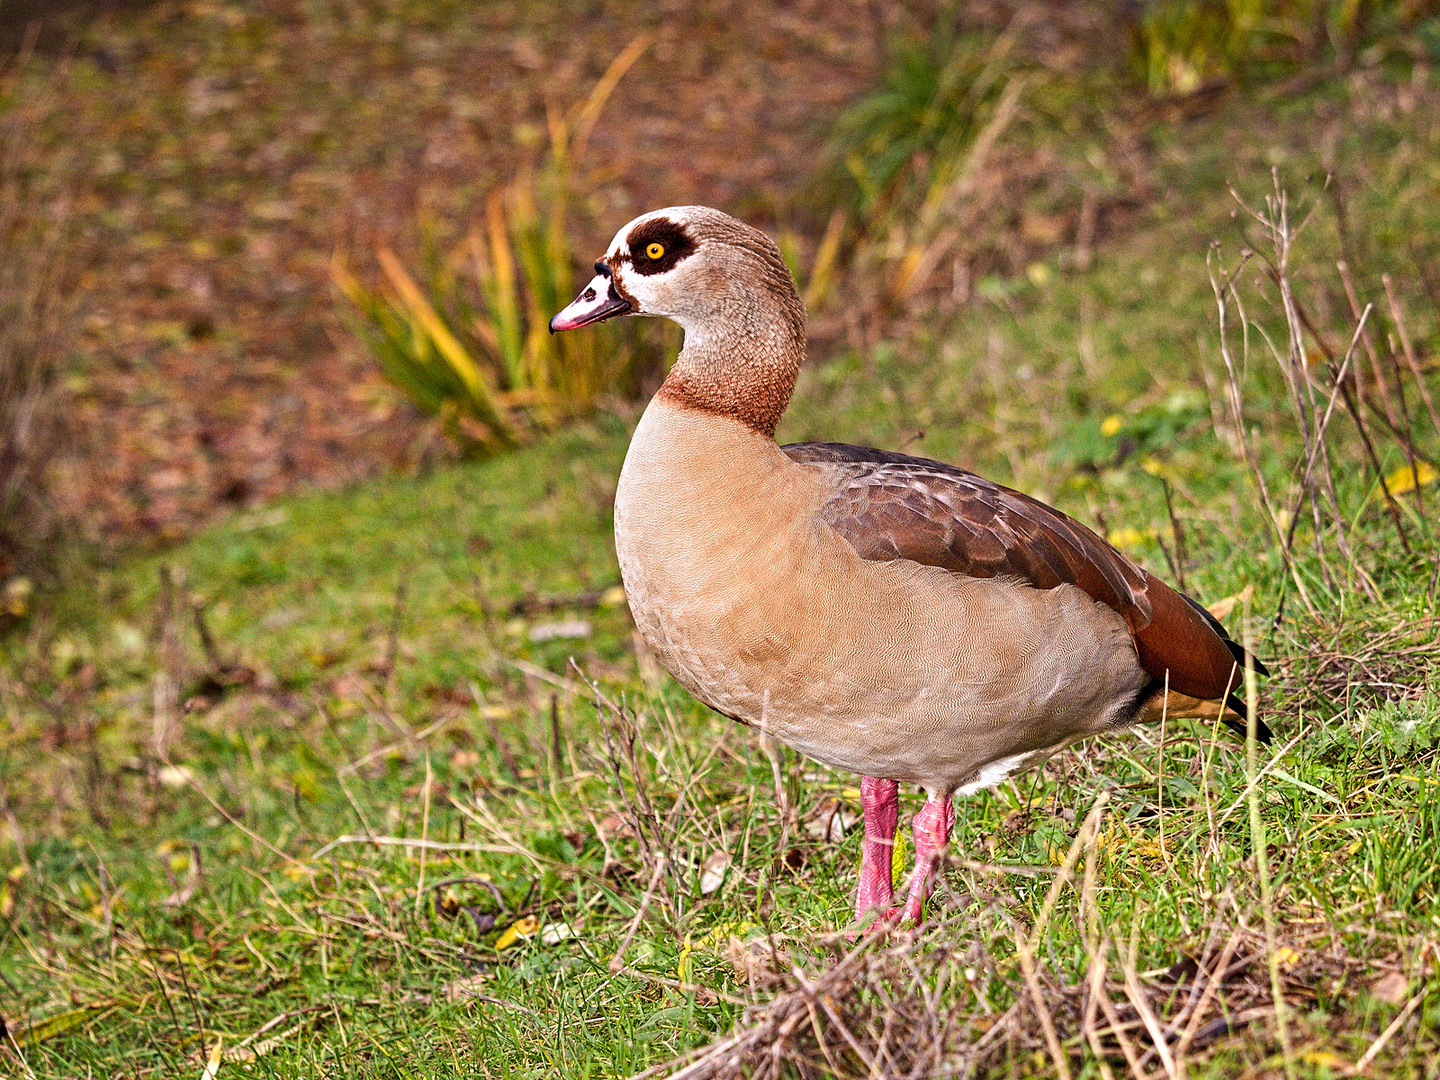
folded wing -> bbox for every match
[784,442,1268,740]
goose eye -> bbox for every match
[645,242,665,260]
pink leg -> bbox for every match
[850,776,899,935]
[889,793,954,927]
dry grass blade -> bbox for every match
[333,34,660,457]
[1244,611,1295,1077]
[802,208,847,312]
[477,190,524,388]
[1234,178,1349,594]
[1208,173,1438,617]
[894,72,1028,301]
[1382,273,1440,445]
[637,902,1081,1080]
[159,750,302,868]
[570,32,655,161]
[1080,956,1120,1080]
[1208,243,1317,617]
[1117,938,1179,1080]
[1172,931,1245,1059]
[609,854,668,973]
[1355,988,1425,1073]
[1013,792,1109,1080]
[1338,260,1402,430]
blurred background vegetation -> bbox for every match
[2,0,1440,1075]
[2,0,1437,588]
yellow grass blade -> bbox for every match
[9,1000,126,1045]
[571,32,654,159]
[376,247,518,443]
[484,191,524,383]
[376,249,482,398]
[888,244,925,299]
[201,1035,223,1080]
[803,209,847,311]
[328,254,367,308]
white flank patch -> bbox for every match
[955,752,1032,797]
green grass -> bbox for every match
[5,65,1440,1080]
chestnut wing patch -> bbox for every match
[783,442,1265,724]
[784,442,1153,631]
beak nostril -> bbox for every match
[582,287,596,301]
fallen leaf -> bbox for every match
[699,850,730,895]
[1,576,31,617]
[1106,526,1153,551]
[494,915,539,950]
[540,920,577,945]
[527,619,591,642]
[157,765,196,789]
[1206,583,1254,622]
[442,973,489,1002]
[401,779,449,799]
[1370,970,1410,1005]
[803,797,856,843]
[1273,945,1301,969]
[597,814,636,840]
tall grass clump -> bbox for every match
[1208,174,1438,624]
[1129,0,1440,95]
[334,35,667,457]
[826,15,1035,306]
[0,67,80,613]
[832,22,1024,226]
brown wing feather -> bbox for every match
[784,442,1253,703]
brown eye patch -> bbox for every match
[626,217,696,276]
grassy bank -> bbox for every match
[4,32,1440,1080]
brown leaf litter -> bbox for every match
[635,906,1436,1080]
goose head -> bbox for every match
[550,206,806,435]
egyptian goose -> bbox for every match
[550,206,1268,931]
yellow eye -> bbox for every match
[645,242,665,260]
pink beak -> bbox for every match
[550,268,632,332]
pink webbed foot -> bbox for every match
[847,776,899,940]
[886,793,954,929]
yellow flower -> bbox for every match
[1384,460,1437,495]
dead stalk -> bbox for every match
[1382,273,1440,444]
[1209,247,1317,617]
[609,853,668,973]
[1233,178,1347,592]
[1354,989,1424,1073]
[1118,949,1179,1080]
[1337,259,1401,431]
